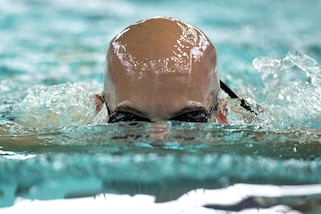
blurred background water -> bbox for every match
[1,0,321,213]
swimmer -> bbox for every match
[95,17,251,124]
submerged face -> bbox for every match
[104,17,219,122]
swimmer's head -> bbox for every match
[101,17,221,122]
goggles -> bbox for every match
[106,107,216,123]
[103,80,254,123]
[103,97,217,123]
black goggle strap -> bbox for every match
[220,80,257,115]
[102,95,111,116]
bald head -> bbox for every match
[104,17,220,121]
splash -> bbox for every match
[251,50,321,129]
[11,82,106,130]
[2,50,321,133]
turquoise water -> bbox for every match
[1,0,321,212]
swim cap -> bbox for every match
[104,17,219,117]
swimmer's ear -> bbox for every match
[94,94,104,113]
[212,98,228,124]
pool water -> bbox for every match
[1,0,321,213]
